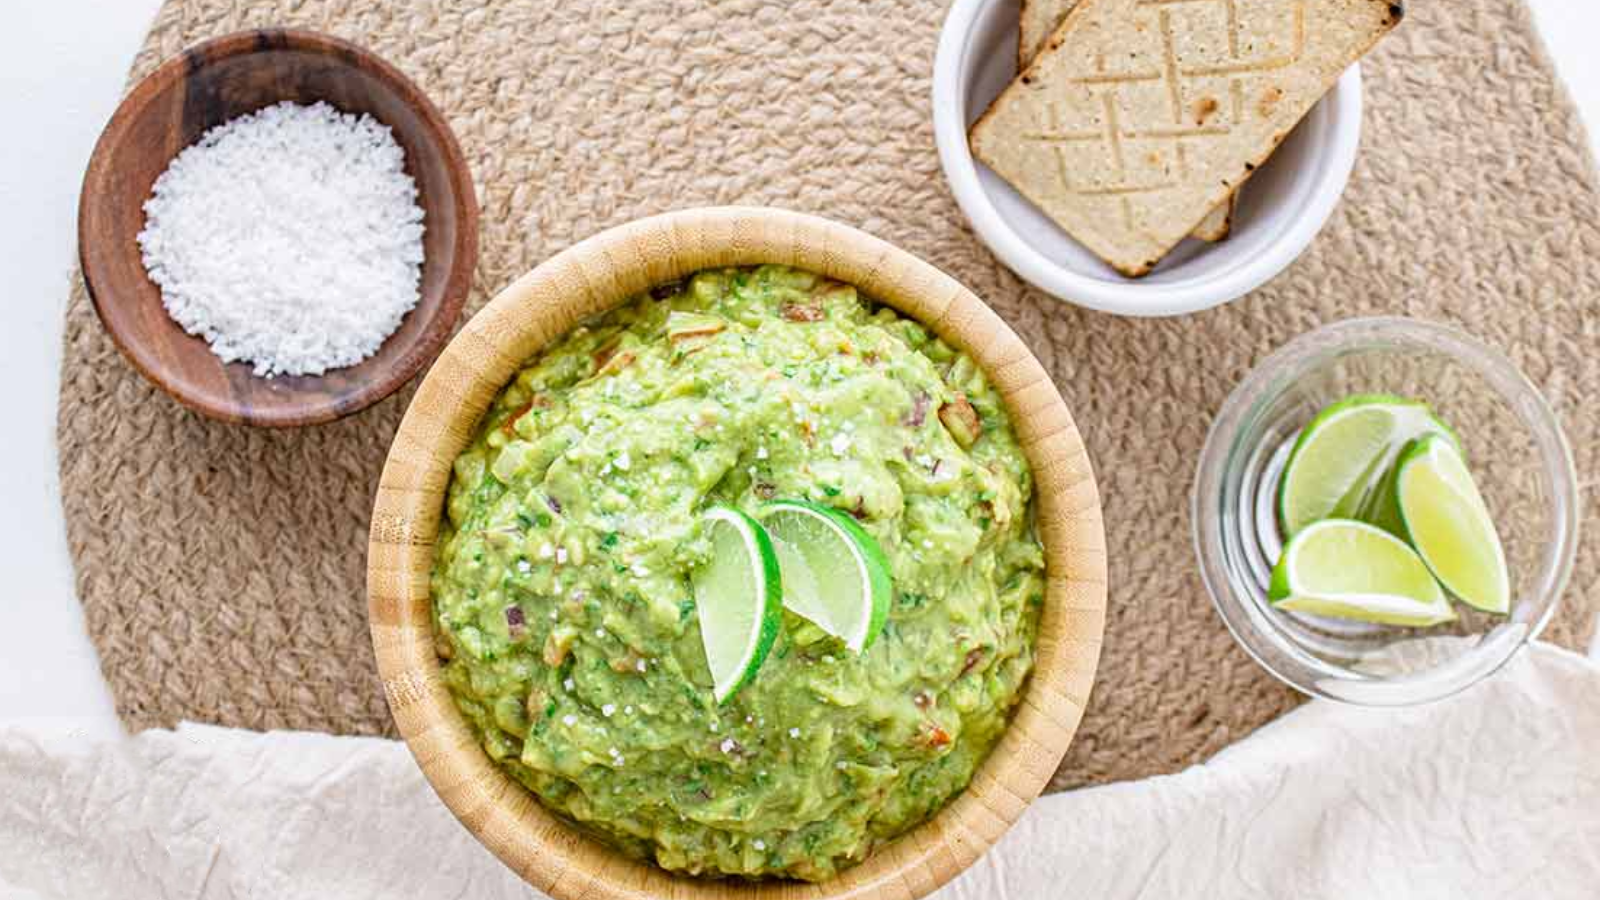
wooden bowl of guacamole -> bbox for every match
[367,206,1106,898]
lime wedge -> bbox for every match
[691,506,782,703]
[1396,434,1511,614]
[1278,394,1459,537]
[1269,519,1457,627]
[759,500,891,653]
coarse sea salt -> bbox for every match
[137,101,425,377]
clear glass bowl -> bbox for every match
[1193,317,1580,705]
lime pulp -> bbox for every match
[690,506,783,702]
[1269,518,1457,627]
[759,499,891,653]
[1397,434,1511,614]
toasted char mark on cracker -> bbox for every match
[1077,183,1177,197]
[1181,2,1307,77]
[1258,85,1287,118]
[1103,93,1127,173]
[1024,125,1232,141]
[976,0,1401,276]
[1021,0,1242,246]
[1074,70,1166,85]
[1158,10,1185,123]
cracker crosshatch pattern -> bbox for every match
[975,0,1400,274]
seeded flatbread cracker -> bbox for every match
[1191,196,1234,242]
[1021,0,1239,243]
[977,0,1402,276]
[1019,0,1067,71]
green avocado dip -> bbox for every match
[431,265,1045,881]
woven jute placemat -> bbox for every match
[60,0,1599,790]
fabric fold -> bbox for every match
[3,643,1597,899]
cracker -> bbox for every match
[977,0,1402,276]
[1019,0,1070,70]
[1017,0,1068,69]
[1191,196,1235,242]
[1023,0,1240,242]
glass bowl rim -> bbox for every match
[1192,315,1581,706]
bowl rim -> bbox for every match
[366,206,1108,899]
[1191,316,1581,706]
[77,27,479,427]
[931,0,1364,318]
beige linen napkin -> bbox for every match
[2,643,1598,899]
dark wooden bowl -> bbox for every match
[78,29,478,427]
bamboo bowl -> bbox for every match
[367,206,1107,899]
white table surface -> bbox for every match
[2,1,1596,736]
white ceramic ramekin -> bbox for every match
[933,0,1364,318]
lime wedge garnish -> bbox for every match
[1396,434,1511,615]
[691,506,782,703]
[1278,394,1459,538]
[758,500,891,653]
[1269,519,1457,627]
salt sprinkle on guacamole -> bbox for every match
[431,265,1044,881]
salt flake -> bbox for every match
[135,101,425,377]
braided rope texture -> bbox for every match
[59,0,1599,790]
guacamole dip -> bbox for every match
[432,265,1044,881]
